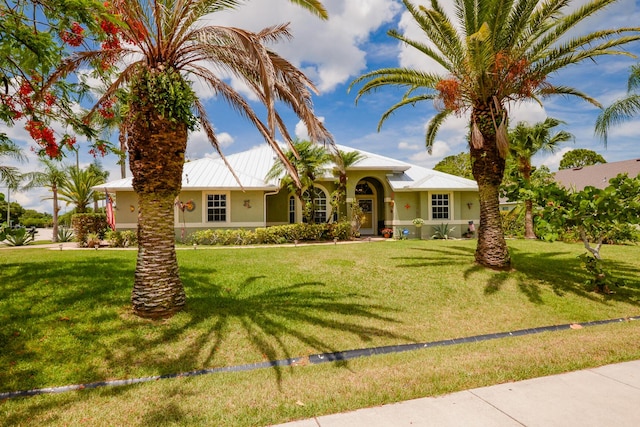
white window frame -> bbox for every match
[205,192,229,223]
[430,193,451,220]
[302,185,329,224]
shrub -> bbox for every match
[72,213,108,247]
[105,230,138,248]
[188,223,342,246]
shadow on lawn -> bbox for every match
[0,250,409,398]
[393,241,640,307]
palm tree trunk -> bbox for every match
[471,106,511,269]
[524,198,536,239]
[129,109,188,318]
[521,163,536,239]
[52,185,59,243]
[132,192,185,317]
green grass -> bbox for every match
[1,239,639,426]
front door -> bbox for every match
[357,198,374,235]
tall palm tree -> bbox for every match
[266,140,331,223]
[48,0,332,318]
[58,165,105,213]
[22,158,67,242]
[508,118,572,239]
[351,0,640,269]
[331,149,363,220]
[595,63,640,143]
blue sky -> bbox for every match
[4,0,640,214]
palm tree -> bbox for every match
[595,63,640,143]
[508,118,572,239]
[58,165,105,214]
[0,139,25,190]
[22,159,67,242]
[266,140,331,223]
[351,0,640,269]
[331,149,363,220]
[48,0,332,318]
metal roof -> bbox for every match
[95,144,478,192]
[553,158,640,191]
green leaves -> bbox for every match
[130,67,198,131]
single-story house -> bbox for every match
[95,144,480,239]
[553,158,640,191]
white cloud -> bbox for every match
[408,139,450,168]
[204,0,401,93]
[294,117,326,141]
[538,147,573,171]
[186,129,234,160]
[398,141,420,151]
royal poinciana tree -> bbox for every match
[351,0,640,269]
[45,0,332,318]
[0,1,110,158]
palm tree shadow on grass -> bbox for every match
[174,269,411,385]
[389,241,640,306]
[466,246,640,306]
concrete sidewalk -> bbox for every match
[273,359,640,427]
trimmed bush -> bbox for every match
[188,222,356,246]
[72,213,108,247]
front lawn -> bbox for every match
[1,239,639,426]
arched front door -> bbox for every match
[355,180,377,235]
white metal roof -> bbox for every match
[95,143,477,192]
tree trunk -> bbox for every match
[521,162,536,239]
[52,185,59,243]
[128,107,188,318]
[471,106,511,269]
[524,198,536,239]
[132,192,185,317]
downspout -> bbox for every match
[263,187,280,227]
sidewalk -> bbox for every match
[273,359,640,427]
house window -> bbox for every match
[206,194,227,222]
[431,194,450,220]
[302,187,328,224]
[289,196,296,224]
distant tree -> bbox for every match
[595,64,640,144]
[19,210,53,228]
[508,118,573,239]
[434,152,473,180]
[22,159,67,241]
[0,139,26,189]
[331,150,364,220]
[266,140,331,223]
[58,165,105,214]
[559,149,606,170]
[87,161,109,211]
[0,194,25,226]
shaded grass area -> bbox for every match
[1,239,639,425]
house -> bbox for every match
[95,144,480,239]
[553,158,640,191]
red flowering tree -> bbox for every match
[0,0,115,159]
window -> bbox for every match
[289,196,296,224]
[206,194,227,222]
[431,194,449,220]
[302,187,327,224]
